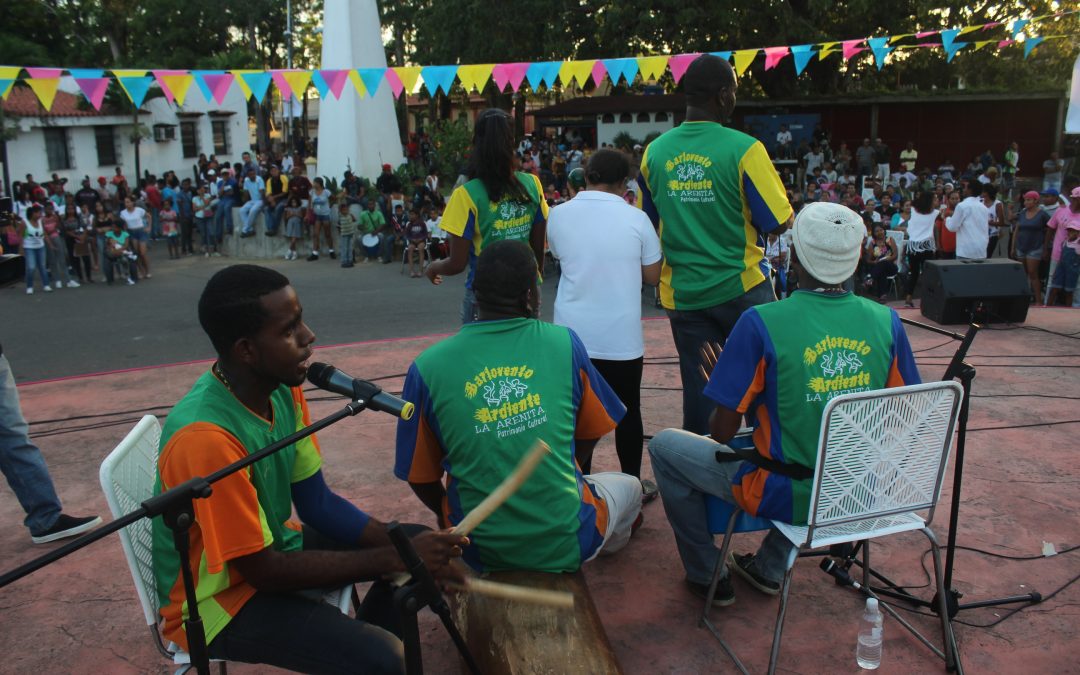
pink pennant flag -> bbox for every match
[271,70,294,100]
[74,77,110,110]
[763,47,791,71]
[319,69,349,99]
[383,69,404,98]
[491,63,530,92]
[153,69,187,104]
[668,53,701,84]
[590,61,608,87]
[25,67,63,79]
[842,40,867,61]
[997,39,1014,48]
[203,73,235,104]
[982,22,1002,30]
[915,31,938,38]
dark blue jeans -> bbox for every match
[665,281,776,435]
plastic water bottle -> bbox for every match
[857,597,884,669]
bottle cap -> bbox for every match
[866,597,879,612]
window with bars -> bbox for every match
[211,120,229,156]
[180,121,199,158]
[95,126,117,166]
[44,128,72,170]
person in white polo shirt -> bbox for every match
[547,148,662,502]
[945,181,990,260]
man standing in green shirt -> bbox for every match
[638,55,793,434]
[358,200,388,263]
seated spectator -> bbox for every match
[864,224,898,301]
[404,207,428,278]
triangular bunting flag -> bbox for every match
[114,71,153,108]
[940,29,960,53]
[790,45,815,76]
[74,77,110,110]
[916,31,938,39]
[1010,19,1029,39]
[763,46,790,71]
[384,69,404,98]
[491,63,530,92]
[347,70,368,98]
[421,65,458,95]
[356,68,386,97]
[0,67,20,99]
[1023,37,1044,58]
[310,70,330,99]
[192,70,224,102]
[733,50,757,76]
[68,68,104,79]
[316,70,349,99]
[889,33,914,44]
[959,25,982,36]
[203,73,234,104]
[590,61,608,87]
[997,39,1015,49]
[271,70,294,100]
[239,71,272,103]
[842,40,866,61]
[26,77,61,110]
[162,74,194,105]
[945,42,968,62]
[230,70,259,99]
[458,64,494,93]
[25,67,62,79]
[391,66,422,95]
[602,58,639,85]
[711,51,732,62]
[152,70,186,104]
[283,70,312,99]
[818,42,841,59]
[867,37,893,69]
[524,61,561,90]
[973,40,994,51]
[636,56,669,82]
[667,54,701,84]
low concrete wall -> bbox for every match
[221,206,352,259]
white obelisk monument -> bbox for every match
[317,0,404,181]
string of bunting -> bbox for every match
[0,11,1074,113]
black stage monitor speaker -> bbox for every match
[0,255,25,289]
[921,259,1031,325]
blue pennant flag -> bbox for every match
[420,65,458,95]
[1010,19,1029,40]
[790,45,815,76]
[867,37,893,70]
[1023,36,1044,59]
[118,75,153,108]
[940,29,961,53]
[525,61,561,90]
[310,70,330,99]
[711,51,732,62]
[68,68,104,79]
[192,70,224,103]
[945,41,968,62]
[356,68,385,97]
[240,72,272,103]
[601,58,639,85]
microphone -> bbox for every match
[307,362,415,420]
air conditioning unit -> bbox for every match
[153,125,176,142]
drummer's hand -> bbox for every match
[699,341,722,383]
[425,262,443,285]
[411,530,468,583]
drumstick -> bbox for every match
[451,577,575,609]
[451,439,551,537]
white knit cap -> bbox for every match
[790,202,865,285]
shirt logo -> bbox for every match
[663,152,715,203]
[803,335,874,402]
[465,365,547,437]
[488,199,533,236]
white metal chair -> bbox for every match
[703,382,963,675]
[99,415,352,674]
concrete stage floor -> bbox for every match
[1,308,1077,674]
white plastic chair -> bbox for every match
[703,382,963,675]
[885,230,907,298]
[99,415,352,674]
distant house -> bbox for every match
[530,94,685,148]
[1,80,249,191]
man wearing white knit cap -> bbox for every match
[647,202,921,607]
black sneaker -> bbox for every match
[728,552,781,596]
[307,253,319,262]
[31,513,102,544]
[686,576,735,608]
[640,478,659,505]
[328,250,337,260]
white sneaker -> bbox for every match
[53,281,62,290]
[43,285,53,293]
[126,279,136,286]
[26,287,33,295]
[67,280,80,288]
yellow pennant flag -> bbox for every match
[733,49,757,76]
[973,40,994,51]
[959,25,982,36]
[231,69,261,99]
[347,70,367,98]
[27,77,60,111]
[392,66,422,94]
[0,66,20,99]
[283,70,313,99]
[818,42,840,59]
[457,64,494,93]
[559,60,596,87]
[889,33,913,44]
[161,74,194,106]
[636,56,669,82]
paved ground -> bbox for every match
[2,242,665,383]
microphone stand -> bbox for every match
[0,399,371,675]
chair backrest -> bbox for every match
[805,381,962,545]
[885,229,906,272]
[98,415,164,632]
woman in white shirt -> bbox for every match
[904,191,939,308]
[19,205,53,294]
[547,149,662,500]
[118,196,150,279]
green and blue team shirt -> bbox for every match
[395,318,624,573]
[638,121,793,310]
[704,292,920,525]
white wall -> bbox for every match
[596,112,674,148]
[4,79,249,190]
